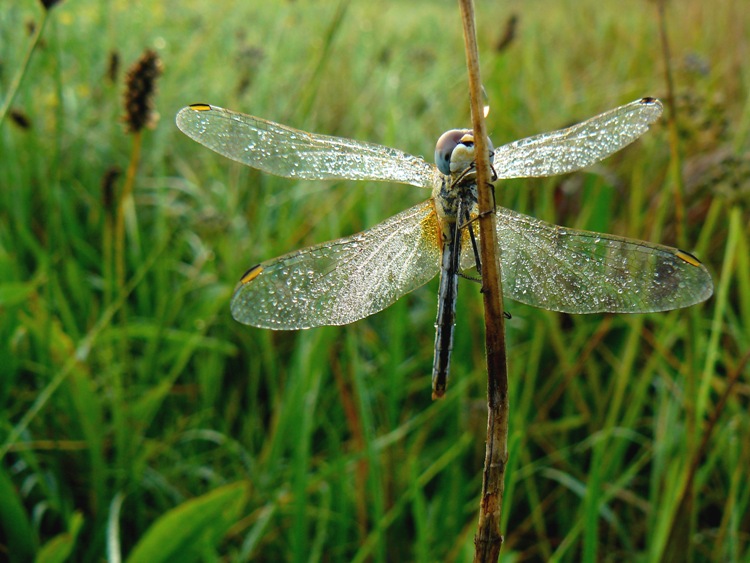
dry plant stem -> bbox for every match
[656,5,701,557]
[665,350,750,555]
[656,0,686,248]
[103,206,114,309]
[111,132,142,481]
[114,130,143,360]
[457,1,509,561]
[0,9,48,128]
[330,355,369,536]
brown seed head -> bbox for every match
[106,50,121,84]
[101,166,121,212]
[39,0,64,10]
[123,49,163,133]
[10,109,32,130]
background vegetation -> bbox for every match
[1,0,747,561]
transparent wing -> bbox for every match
[461,207,713,313]
[492,98,664,179]
[232,201,442,329]
[176,104,437,189]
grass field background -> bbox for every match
[1,0,748,561]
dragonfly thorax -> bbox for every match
[432,172,479,245]
[432,129,493,240]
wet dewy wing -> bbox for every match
[461,207,713,313]
[492,98,663,179]
[176,104,436,188]
[231,201,441,329]
[496,207,712,312]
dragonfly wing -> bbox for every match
[231,201,442,329]
[176,104,437,188]
[460,207,713,313]
[492,98,663,179]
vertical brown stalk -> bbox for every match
[0,9,49,128]
[101,166,120,309]
[457,1,510,561]
[110,48,161,476]
[115,132,143,313]
[656,0,686,248]
[656,6,698,559]
[116,49,162,343]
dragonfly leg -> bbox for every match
[458,271,482,283]
[456,193,483,277]
[474,183,497,219]
[452,161,476,186]
[468,220,482,276]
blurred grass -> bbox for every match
[0,0,748,561]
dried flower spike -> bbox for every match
[123,49,162,133]
[10,109,32,130]
[39,0,63,10]
[106,50,121,84]
[101,166,121,212]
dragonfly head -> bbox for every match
[435,129,494,176]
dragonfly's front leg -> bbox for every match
[466,219,482,277]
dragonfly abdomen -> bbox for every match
[432,229,460,399]
[432,188,475,398]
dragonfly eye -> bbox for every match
[435,129,494,175]
[435,129,471,175]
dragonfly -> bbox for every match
[176,97,713,397]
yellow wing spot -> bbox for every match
[188,103,212,111]
[420,204,442,251]
[675,249,702,267]
[239,265,263,284]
